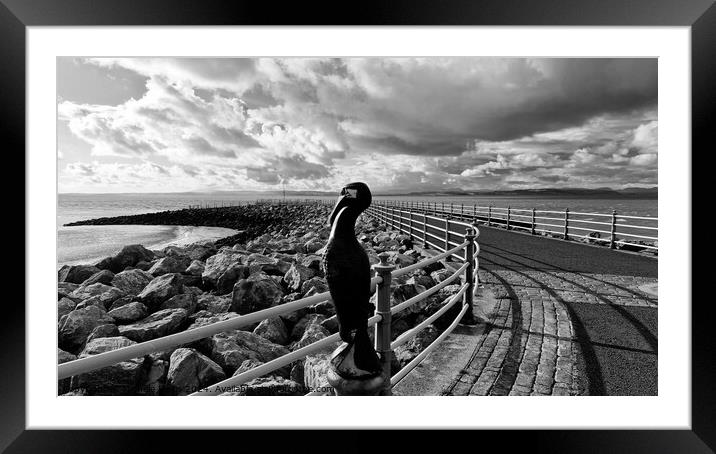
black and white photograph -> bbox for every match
[56,56,659,398]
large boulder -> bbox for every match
[167,348,226,395]
[303,352,333,391]
[118,308,188,342]
[304,238,324,254]
[137,273,184,310]
[252,317,289,345]
[282,263,316,293]
[58,282,79,300]
[196,294,232,314]
[70,336,145,395]
[158,293,197,314]
[58,305,115,352]
[71,283,121,302]
[185,260,205,276]
[231,272,284,315]
[85,324,120,344]
[201,250,246,290]
[58,297,77,321]
[58,264,101,285]
[245,254,291,276]
[208,330,290,375]
[111,269,154,296]
[291,323,330,351]
[300,277,328,297]
[82,269,115,286]
[58,349,77,394]
[290,314,326,340]
[215,265,249,295]
[108,302,148,324]
[148,256,192,277]
[108,244,155,273]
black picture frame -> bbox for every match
[4,0,711,452]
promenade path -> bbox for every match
[395,225,658,396]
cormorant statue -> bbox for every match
[323,182,383,380]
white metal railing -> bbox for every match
[59,200,481,396]
[373,199,657,253]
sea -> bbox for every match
[58,193,658,266]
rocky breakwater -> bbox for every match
[57,203,465,396]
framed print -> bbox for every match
[4,0,712,451]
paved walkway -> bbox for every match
[400,225,658,396]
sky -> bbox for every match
[57,57,657,194]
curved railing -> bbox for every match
[374,199,657,253]
[58,201,481,396]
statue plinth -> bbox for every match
[327,368,388,396]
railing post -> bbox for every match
[374,252,395,395]
[488,206,492,226]
[408,210,413,239]
[531,208,536,235]
[564,208,570,240]
[444,217,451,258]
[506,206,511,230]
[610,210,617,249]
[461,227,478,325]
[422,212,427,246]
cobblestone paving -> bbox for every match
[443,242,657,397]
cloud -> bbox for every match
[58,57,658,192]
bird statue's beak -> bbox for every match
[328,194,349,227]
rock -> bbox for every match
[108,302,148,324]
[231,272,284,315]
[423,260,446,275]
[246,254,291,276]
[58,264,101,285]
[208,330,290,375]
[394,325,440,367]
[167,348,226,395]
[94,256,113,270]
[148,256,192,277]
[201,250,246,290]
[79,335,136,356]
[394,253,417,268]
[215,265,249,295]
[300,277,328,297]
[70,336,144,395]
[159,293,197,314]
[282,263,316,293]
[82,269,115,286]
[310,300,336,316]
[320,315,339,334]
[137,273,184,310]
[109,244,155,273]
[58,305,115,352]
[303,352,333,391]
[291,324,330,351]
[58,349,77,394]
[220,376,304,396]
[232,358,290,379]
[407,274,436,289]
[187,312,241,331]
[58,282,79,300]
[111,269,154,296]
[134,260,154,271]
[185,260,205,276]
[253,317,289,345]
[291,314,326,340]
[301,255,323,275]
[139,355,169,395]
[85,324,120,343]
[196,294,232,314]
[108,295,134,311]
[304,238,324,253]
[430,268,452,283]
[183,285,203,296]
[119,308,188,342]
[71,283,120,302]
[58,297,77,321]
